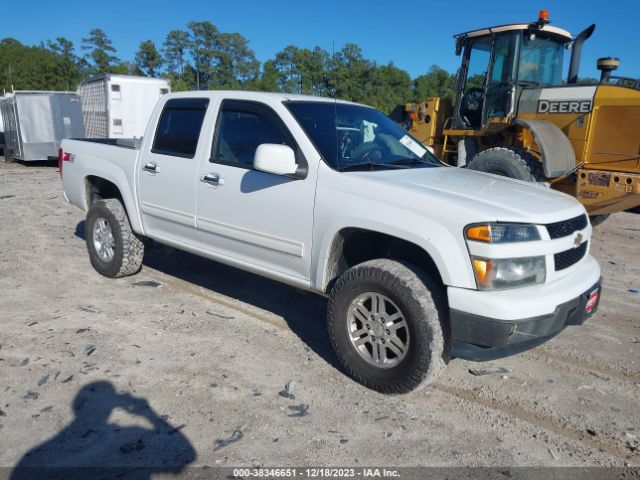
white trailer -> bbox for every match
[78,75,170,139]
[0,91,84,162]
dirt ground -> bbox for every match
[0,159,638,472]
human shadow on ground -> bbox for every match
[74,220,339,371]
[10,380,196,480]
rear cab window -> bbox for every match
[152,98,209,158]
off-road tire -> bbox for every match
[86,198,144,278]
[327,259,448,394]
[468,147,546,182]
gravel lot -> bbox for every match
[0,159,638,472]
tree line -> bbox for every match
[0,22,457,113]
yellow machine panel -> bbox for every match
[403,98,452,158]
[585,86,640,172]
[577,169,640,214]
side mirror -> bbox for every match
[455,36,464,56]
[253,144,298,176]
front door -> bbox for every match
[137,97,209,246]
[195,100,315,281]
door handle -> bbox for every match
[200,173,225,187]
[142,162,158,173]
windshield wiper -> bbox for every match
[390,157,431,165]
[336,161,411,172]
[390,157,441,167]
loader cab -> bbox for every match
[452,13,572,130]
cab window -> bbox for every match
[518,35,564,86]
[152,98,209,158]
[211,102,291,169]
[459,37,491,128]
[464,37,491,90]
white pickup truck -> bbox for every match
[60,91,602,393]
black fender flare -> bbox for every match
[514,118,576,178]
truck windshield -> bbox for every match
[285,101,441,171]
[518,34,565,86]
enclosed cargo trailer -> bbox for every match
[0,91,85,162]
[78,74,170,139]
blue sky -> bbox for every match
[4,0,639,80]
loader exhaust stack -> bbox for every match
[567,24,595,84]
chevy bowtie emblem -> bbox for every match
[574,232,583,247]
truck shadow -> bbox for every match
[9,380,196,480]
[143,243,341,370]
[74,221,340,371]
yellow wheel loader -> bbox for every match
[399,10,640,220]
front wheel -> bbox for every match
[327,259,448,393]
[85,198,144,278]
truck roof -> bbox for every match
[455,23,572,41]
[80,74,171,86]
[166,90,364,106]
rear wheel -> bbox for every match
[327,259,448,393]
[86,198,144,278]
[468,147,546,182]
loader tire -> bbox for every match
[327,259,448,394]
[468,147,546,183]
[86,198,144,278]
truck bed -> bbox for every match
[61,138,141,226]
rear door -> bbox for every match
[137,97,209,246]
[195,99,315,281]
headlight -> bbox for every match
[471,256,546,290]
[465,223,540,243]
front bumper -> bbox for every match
[577,168,640,215]
[448,255,602,361]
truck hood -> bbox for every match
[346,166,584,224]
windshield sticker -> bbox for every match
[362,120,376,143]
[399,135,427,157]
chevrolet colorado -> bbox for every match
[60,91,602,393]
